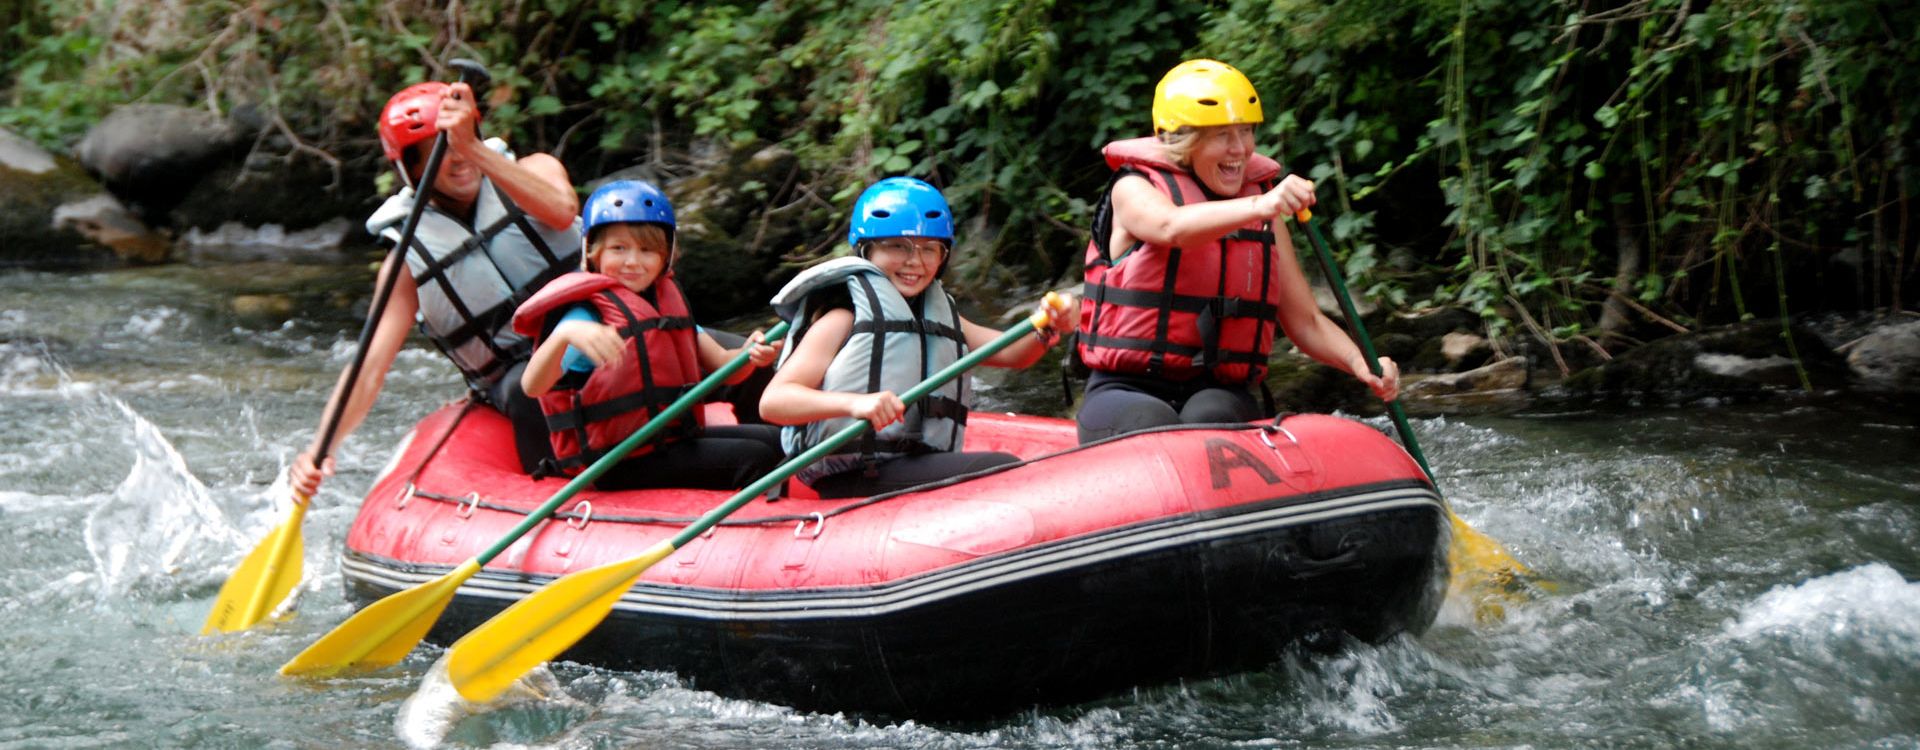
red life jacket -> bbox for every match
[1076,136,1284,384]
[511,271,703,475]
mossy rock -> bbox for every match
[667,142,835,319]
[1549,320,1849,406]
[1262,351,1382,416]
[0,129,123,267]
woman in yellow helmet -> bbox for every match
[1073,59,1399,443]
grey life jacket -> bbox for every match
[770,257,969,484]
[365,139,582,393]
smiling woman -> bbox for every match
[1072,58,1400,446]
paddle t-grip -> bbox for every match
[1030,291,1067,330]
[448,58,491,87]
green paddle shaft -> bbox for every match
[472,320,790,564]
[1294,209,1438,488]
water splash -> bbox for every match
[82,399,253,601]
[1724,563,1920,647]
[394,655,577,748]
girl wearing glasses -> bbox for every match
[762,177,1079,499]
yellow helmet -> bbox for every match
[1151,59,1263,135]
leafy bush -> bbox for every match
[5,0,1913,343]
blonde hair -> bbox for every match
[1157,127,1202,167]
[583,222,671,273]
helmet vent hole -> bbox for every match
[1249,96,1259,104]
[925,211,943,219]
[872,209,892,219]
[614,199,624,207]
[1198,98,1219,106]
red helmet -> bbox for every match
[377,82,472,162]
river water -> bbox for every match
[1,263,1916,748]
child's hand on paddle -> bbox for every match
[744,329,783,369]
[849,391,905,429]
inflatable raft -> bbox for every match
[341,401,1448,718]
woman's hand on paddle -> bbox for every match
[849,391,905,429]
[1254,175,1317,221]
[290,450,335,499]
[1352,355,1401,402]
[1040,293,1080,337]
[743,329,783,369]
[552,319,625,368]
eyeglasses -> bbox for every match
[867,238,949,262]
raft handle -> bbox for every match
[396,483,416,510]
[794,512,826,539]
[567,500,593,530]
[456,491,481,519]
[1259,426,1303,474]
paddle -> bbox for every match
[442,293,1067,702]
[1291,209,1539,599]
[279,321,791,677]
[202,59,492,635]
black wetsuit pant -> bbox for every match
[1074,370,1261,444]
[495,351,779,481]
[593,424,785,491]
[489,359,557,475]
[806,451,1021,499]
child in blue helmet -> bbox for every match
[760,177,1079,499]
[512,179,783,490]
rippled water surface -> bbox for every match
[2,265,1916,748]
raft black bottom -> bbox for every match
[348,488,1446,720]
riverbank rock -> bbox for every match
[51,194,172,263]
[169,147,380,243]
[1547,320,1849,406]
[1,128,149,266]
[1844,317,1920,392]
[71,104,375,264]
[75,104,244,223]
[664,142,829,319]
[1264,351,1382,416]
[1374,307,1488,372]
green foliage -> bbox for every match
[4,0,1912,336]
[1202,0,1919,347]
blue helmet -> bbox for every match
[584,179,675,237]
[848,177,954,248]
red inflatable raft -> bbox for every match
[342,401,1448,718]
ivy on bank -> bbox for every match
[5,0,1913,350]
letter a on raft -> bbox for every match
[1204,437,1283,490]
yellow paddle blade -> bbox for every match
[447,541,676,703]
[280,558,482,677]
[203,501,307,634]
[1444,510,1547,622]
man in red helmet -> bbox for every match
[291,80,583,497]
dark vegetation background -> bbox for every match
[3,0,1913,356]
